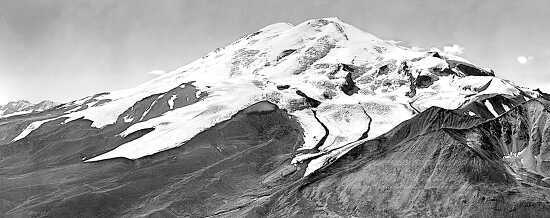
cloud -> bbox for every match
[0,95,8,104]
[524,81,550,93]
[442,44,464,55]
[538,84,550,93]
[148,70,166,76]
[411,46,425,52]
[516,56,534,64]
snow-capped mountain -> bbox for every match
[0,100,59,118]
[42,17,539,173]
[2,18,550,217]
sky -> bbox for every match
[1,0,549,104]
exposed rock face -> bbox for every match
[1,18,550,217]
[340,72,360,95]
[479,99,550,177]
[415,75,435,88]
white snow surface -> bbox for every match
[293,110,325,151]
[12,118,58,142]
[168,95,177,109]
[503,104,510,112]
[0,110,32,119]
[485,100,499,117]
[35,17,538,176]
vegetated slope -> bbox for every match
[1,102,305,217]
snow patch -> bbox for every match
[123,114,134,123]
[484,100,499,117]
[502,104,510,112]
[168,95,177,110]
[292,110,326,151]
[12,118,58,142]
[87,83,261,161]
[0,110,32,119]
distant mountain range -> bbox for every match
[1,18,550,217]
[0,100,60,117]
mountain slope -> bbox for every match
[256,98,550,217]
[1,102,305,217]
[1,18,550,217]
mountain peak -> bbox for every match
[0,99,60,118]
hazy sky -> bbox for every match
[1,0,549,104]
